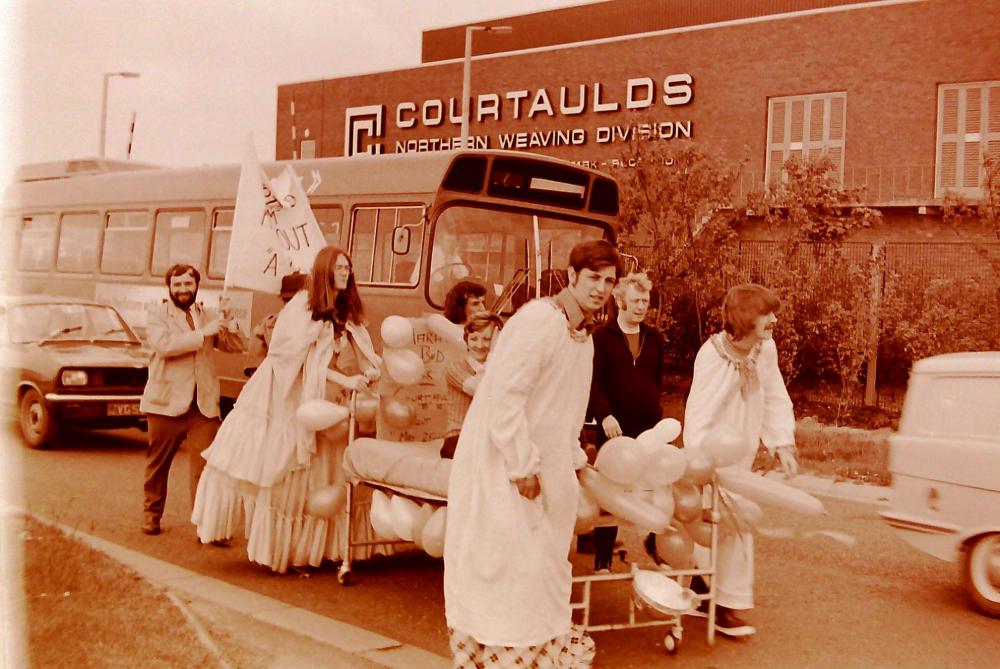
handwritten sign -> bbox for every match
[225,139,326,293]
[376,315,464,442]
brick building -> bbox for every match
[277,0,999,221]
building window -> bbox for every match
[350,206,424,286]
[151,210,205,276]
[936,81,1000,197]
[56,212,101,273]
[766,92,846,186]
[17,214,57,271]
[102,211,150,275]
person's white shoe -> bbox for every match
[714,607,756,638]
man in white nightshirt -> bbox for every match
[683,283,799,638]
[444,239,621,669]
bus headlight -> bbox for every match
[61,370,89,386]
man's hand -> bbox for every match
[601,415,623,439]
[776,445,799,478]
[200,318,222,337]
[514,474,541,500]
[363,367,381,384]
[345,374,370,392]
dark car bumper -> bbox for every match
[44,392,145,428]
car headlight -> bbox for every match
[60,370,89,386]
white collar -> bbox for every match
[617,312,641,335]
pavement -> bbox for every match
[24,473,887,669]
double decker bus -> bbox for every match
[3,150,621,408]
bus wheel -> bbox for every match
[19,388,58,449]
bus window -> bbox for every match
[351,205,424,286]
[56,212,100,273]
[208,209,233,279]
[102,211,150,275]
[428,206,605,311]
[152,210,206,275]
[313,205,344,247]
[17,214,57,271]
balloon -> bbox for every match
[654,525,695,568]
[380,315,414,349]
[384,348,425,386]
[575,484,602,535]
[355,393,379,425]
[410,504,435,549]
[425,313,464,344]
[578,468,671,533]
[306,484,346,518]
[649,486,675,518]
[718,492,764,534]
[636,428,664,450]
[672,482,702,523]
[681,448,716,486]
[390,495,421,541]
[297,400,350,431]
[637,444,688,488]
[651,418,682,444]
[421,507,447,558]
[703,424,750,468]
[369,490,398,540]
[717,469,825,516]
[685,519,714,547]
[383,397,416,429]
[593,436,644,487]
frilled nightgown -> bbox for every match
[444,296,592,666]
[191,291,387,573]
[683,333,795,609]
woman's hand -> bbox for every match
[514,474,541,500]
[776,445,799,478]
[363,366,381,384]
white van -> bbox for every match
[880,352,1000,617]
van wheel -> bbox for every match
[18,388,58,449]
[962,533,1000,618]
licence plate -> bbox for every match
[107,402,141,416]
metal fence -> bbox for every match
[623,240,1000,411]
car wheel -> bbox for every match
[962,533,1000,618]
[18,388,58,449]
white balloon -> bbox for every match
[384,348,425,385]
[636,444,688,488]
[593,436,645,487]
[636,428,664,451]
[380,315,414,349]
[425,313,464,343]
[410,503,435,549]
[652,418,682,444]
[717,469,825,516]
[370,490,399,540]
[296,400,350,432]
[421,506,447,558]
[390,495,421,541]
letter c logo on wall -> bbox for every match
[344,105,386,157]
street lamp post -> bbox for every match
[100,71,140,158]
[461,25,512,148]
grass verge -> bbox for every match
[23,516,231,669]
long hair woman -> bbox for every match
[192,247,388,573]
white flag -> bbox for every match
[225,137,326,292]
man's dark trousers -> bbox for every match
[143,400,219,523]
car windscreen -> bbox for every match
[9,303,138,344]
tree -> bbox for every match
[615,137,743,365]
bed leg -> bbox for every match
[338,480,355,586]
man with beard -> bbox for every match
[139,264,245,536]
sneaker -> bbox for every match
[141,518,161,535]
[715,607,756,638]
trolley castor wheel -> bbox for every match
[337,566,354,586]
[663,632,678,655]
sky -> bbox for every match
[0,0,591,181]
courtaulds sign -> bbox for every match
[344,73,695,157]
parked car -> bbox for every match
[879,352,1000,617]
[1,295,149,448]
